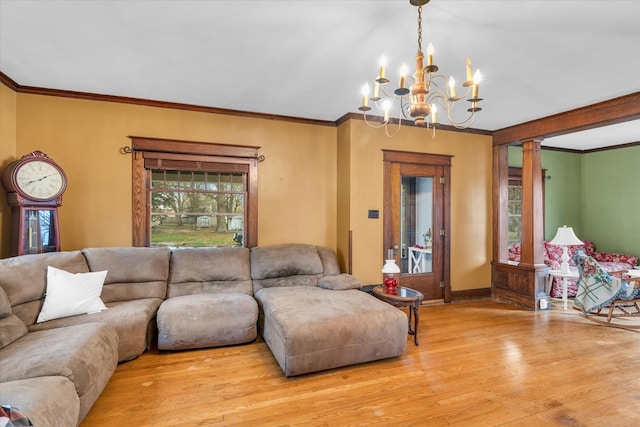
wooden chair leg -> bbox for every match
[607,303,615,323]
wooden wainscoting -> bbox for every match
[81,300,640,426]
[492,262,549,310]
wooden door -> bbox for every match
[383,151,451,302]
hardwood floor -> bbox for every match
[81,300,640,427]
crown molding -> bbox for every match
[0,70,335,128]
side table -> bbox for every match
[372,286,423,345]
[547,269,579,310]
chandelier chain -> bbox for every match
[417,6,422,53]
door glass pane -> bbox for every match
[400,176,433,274]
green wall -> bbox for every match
[581,145,640,257]
[508,145,640,260]
[541,150,582,240]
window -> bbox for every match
[507,167,545,246]
[130,137,259,248]
[150,168,246,247]
[507,172,522,246]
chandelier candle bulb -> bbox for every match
[427,43,434,66]
[373,83,380,100]
[382,100,391,122]
[399,64,408,89]
[431,104,437,123]
[472,69,481,99]
[448,76,456,98]
[395,63,410,95]
[377,55,388,83]
[466,58,473,82]
[361,84,370,109]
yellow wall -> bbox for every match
[1,90,337,254]
[338,120,493,291]
[0,84,17,257]
[1,85,492,292]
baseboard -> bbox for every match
[451,287,492,302]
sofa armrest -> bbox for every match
[593,251,638,267]
[317,274,361,290]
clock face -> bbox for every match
[14,160,66,201]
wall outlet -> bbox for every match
[368,210,379,219]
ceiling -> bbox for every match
[1,0,639,150]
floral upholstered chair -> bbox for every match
[573,251,640,324]
[507,240,638,298]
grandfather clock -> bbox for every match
[1,151,67,256]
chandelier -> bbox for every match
[358,0,483,137]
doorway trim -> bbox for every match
[382,150,452,302]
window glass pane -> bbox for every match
[180,171,193,190]
[207,173,219,191]
[193,171,206,190]
[508,184,522,245]
[165,171,179,188]
[508,186,522,200]
[150,169,246,248]
[151,170,165,189]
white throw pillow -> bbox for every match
[36,266,108,323]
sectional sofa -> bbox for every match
[0,244,408,427]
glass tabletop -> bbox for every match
[373,285,423,300]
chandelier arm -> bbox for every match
[384,118,403,138]
[425,91,478,128]
[363,111,391,129]
[427,122,436,139]
[450,115,476,129]
[400,96,412,119]
[444,109,477,128]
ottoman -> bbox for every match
[157,293,258,350]
[254,286,408,377]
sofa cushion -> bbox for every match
[317,274,361,290]
[29,298,162,362]
[0,284,13,320]
[82,247,170,303]
[0,322,118,421]
[168,247,252,297]
[251,244,324,279]
[251,244,324,291]
[157,293,258,350]
[0,314,28,350]
[0,376,80,427]
[593,251,638,266]
[315,246,342,276]
[0,287,28,349]
[36,266,107,323]
[0,251,89,326]
[544,240,595,266]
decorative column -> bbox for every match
[492,138,549,310]
[519,138,545,267]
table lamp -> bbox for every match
[381,259,401,294]
[550,225,583,274]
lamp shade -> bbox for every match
[550,226,583,246]
[381,259,401,274]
